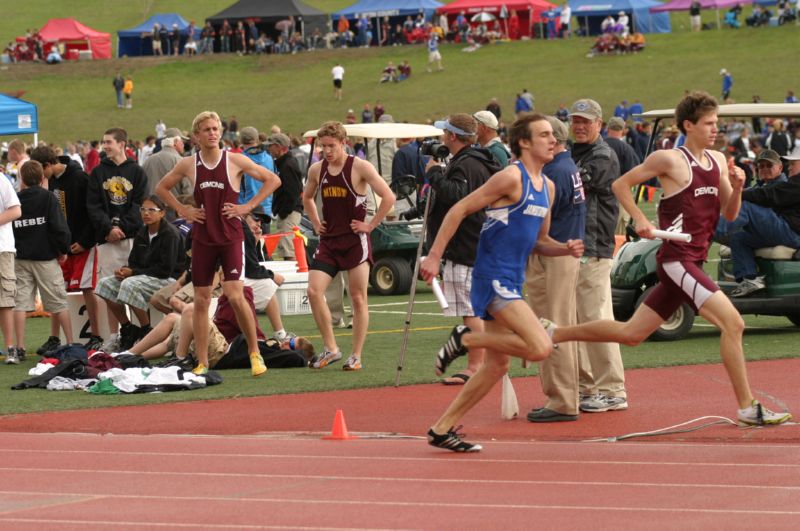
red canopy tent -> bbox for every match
[438,0,557,39]
[18,18,111,60]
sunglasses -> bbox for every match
[140,207,163,213]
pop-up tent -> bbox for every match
[437,0,558,39]
[651,0,756,29]
[206,0,328,39]
[117,13,190,57]
[570,0,671,35]
[333,0,444,44]
[19,18,112,59]
[0,94,38,144]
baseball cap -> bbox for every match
[720,68,728,75]
[570,99,603,121]
[783,147,800,161]
[546,115,569,145]
[266,132,291,148]
[164,127,188,141]
[239,126,259,145]
[755,149,781,165]
[473,110,499,130]
[607,117,626,131]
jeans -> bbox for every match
[715,201,800,280]
[115,89,123,107]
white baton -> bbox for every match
[431,278,449,310]
[651,229,692,243]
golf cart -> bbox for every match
[301,122,444,295]
[611,103,800,340]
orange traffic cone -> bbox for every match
[322,409,358,440]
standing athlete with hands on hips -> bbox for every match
[421,113,584,452]
[156,111,281,376]
[549,91,791,426]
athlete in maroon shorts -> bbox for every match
[156,111,280,377]
[550,91,791,426]
[303,121,395,371]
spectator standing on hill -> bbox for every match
[159,24,171,56]
[361,104,373,123]
[10,161,72,364]
[29,146,102,353]
[152,24,162,56]
[486,97,502,120]
[426,31,443,72]
[613,100,630,121]
[521,89,535,111]
[560,3,572,37]
[267,132,304,260]
[331,62,345,100]
[0,163,21,364]
[515,93,532,117]
[690,1,702,31]
[112,73,125,109]
[123,76,134,109]
[721,68,733,100]
[170,24,180,55]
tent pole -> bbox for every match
[34,133,39,145]
[717,8,721,30]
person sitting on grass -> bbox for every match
[7,161,72,364]
[379,61,398,83]
[95,195,184,351]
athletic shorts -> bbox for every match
[441,261,474,318]
[61,248,98,291]
[643,260,719,320]
[429,50,441,62]
[470,275,524,321]
[333,79,343,89]
[310,233,370,277]
[191,239,244,287]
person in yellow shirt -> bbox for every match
[123,76,134,109]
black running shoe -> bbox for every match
[119,323,141,351]
[435,325,470,376]
[427,426,482,453]
[36,336,61,356]
[84,335,104,352]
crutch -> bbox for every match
[394,189,435,386]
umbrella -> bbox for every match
[470,12,497,23]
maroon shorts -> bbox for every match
[643,260,719,320]
[191,239,244,287]
[310,232,371,277]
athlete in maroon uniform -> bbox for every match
[156,111,280,377]
[303,121,395,371]
[549,92,791,426]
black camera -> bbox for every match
[421,139,450,160]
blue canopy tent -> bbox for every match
[333,0,444,44]
[117,13,189,57]
[0,94,38,144]
[569,0,671,35]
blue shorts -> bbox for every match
[470,275,524,321]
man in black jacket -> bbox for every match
[569,99,627,417]
[425,113,502,385]
[86,127,147,345]
[8,161,72,364]
[30,146,103,353]
[267,132,303,260]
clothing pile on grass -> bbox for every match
[10,344,221,393]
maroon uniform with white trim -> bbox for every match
[193,151,243,245]
[644,146,721,319]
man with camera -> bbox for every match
[424,114,502,385]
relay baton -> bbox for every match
[651,229,692,243]
[431,277,449,310]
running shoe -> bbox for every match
[737,400,792,426]
[191,363,209,376]
[250,352,267,377]
[731,277,766,298]
[435,325,470,376]
[84,335,104,352]
[342,354,362,371]
[579,394,629,413]
[312,349,343,369]
[36,336,61,356]
[16,348,26,362]
[4,347,18,365]
[427,426,482,453]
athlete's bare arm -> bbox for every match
[224,152,281,219]
[302,162,325,234]
[420,165,521,282]
[611,150,686,239]
[350,158,395,233]
[156,156,204,224]
[715,151,745,222]
[533,178,584,258]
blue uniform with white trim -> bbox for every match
[471,161,550,319]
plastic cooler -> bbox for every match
[276,272,310,315]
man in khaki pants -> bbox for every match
[569,99,627,414]
[526,117,586,422]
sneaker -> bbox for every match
[737,400,792,426]
[191,363,209,375]
[4,347,18,365]
[427,426,482,453]
[730,277,766,298]
[579,394,629,413]
[435,325,470,376]
[342,354,362,371]
[101,334,120,354]
[119,323,141,351]
[36,336,61,356]
[157,355,196,371]
[16,348,26,362]
[250,352,267,377]
[312,349,343,369]
[84,335,104,352]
